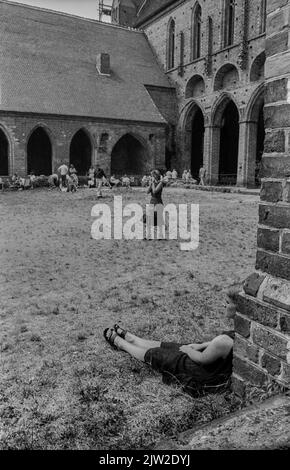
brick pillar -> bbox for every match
[237,121,248,187]
[206,125,220,185]
[203,123,211,182]
[232,0,290,397]
[237,120,258,188]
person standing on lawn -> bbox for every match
[95,167,107,198]
[199,166,206,186]
[143,169,166,238]
[58,162,69,189]
[103,286,239,397]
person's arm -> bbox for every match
[147,181,152,194]
[187,342,211,352]
[151,181,163,195]
[179,336,233,365]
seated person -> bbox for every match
[88,166,95,188]
[69,164,77,176]
[141,175,149,187]
[29,172,37,189]
[182,170,187,181]
[121,175,131,188]
[165,170,172,180]
[110,175,121,188]
[185,170,192,183]
[48,173,59,189]
[10,173,21,189]
[171,169,178,180]
[67,174,78,192]
[104,286,239,397]
[23,176,32,190]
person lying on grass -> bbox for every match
[104,286,239,397]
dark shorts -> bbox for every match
[144,342,230,396]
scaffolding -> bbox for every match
[98,0,113,21]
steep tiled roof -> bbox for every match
[135,0,178,27]
[0,1,172,124]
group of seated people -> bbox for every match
[181,167,206,186]
[87,166,134,191]
[47,163,79,192]
[109,174,133,189]
[1,172,38,190]
[141,170,178,187]
[1,164,207,193]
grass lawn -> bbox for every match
[0,187,259,449]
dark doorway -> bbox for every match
[255,105,265,187]
[27,127,52,175]
[219,101,239,185]
[191,107,205,180]
[111,134,147,176]
[70,130,92,175]
[0,130,9,175]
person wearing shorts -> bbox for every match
[103,286,239,397]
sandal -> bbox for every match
[113,324,127,340]
[103,328,118,350]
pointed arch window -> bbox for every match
[167,19,175,70]
[260,0,267,34]
[192,3,202,60]
[224,0,235,47]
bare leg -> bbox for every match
[115,327,161,349]
[114,336,149,362]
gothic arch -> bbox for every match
[191,1,202,60]
[0,124,12,176]
[214,63,240,91]
[222,0,235,48]
[180,101,205,177]
[27,125,53,175]
[185,74,205,99]
[111,132,150,176]
[212,92,241,126]
[244,83,265,187]
[167,17,175,70]
[69,128,93,175]
[250,52,266,82]
[245,83,265,122]
[210,94,240,185]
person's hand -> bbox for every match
[179,345,193,355]
[187,343,203,350]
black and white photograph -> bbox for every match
[0,0,289,456]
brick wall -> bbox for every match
[232,0,290,397]
[0,113,166,177]
[143,0,266,181]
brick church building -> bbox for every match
[0,0,176,179]
[113,0,267,187]
[0,0,267,187]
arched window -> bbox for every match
[167,19,175,70]
[260,0,267,34]
[224,0,235,47]
[192,3,202,60]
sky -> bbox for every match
[8,0,113,20]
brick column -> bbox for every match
[237,120,258,188]
[203,123,211,182]
[206,125,220,185]
[232,0,290,397]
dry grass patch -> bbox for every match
[0,188,259,449]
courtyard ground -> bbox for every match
[0,187,260,450]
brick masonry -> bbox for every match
[0,113,166,177]
[232,0,290,396]
[138,0,267,186]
